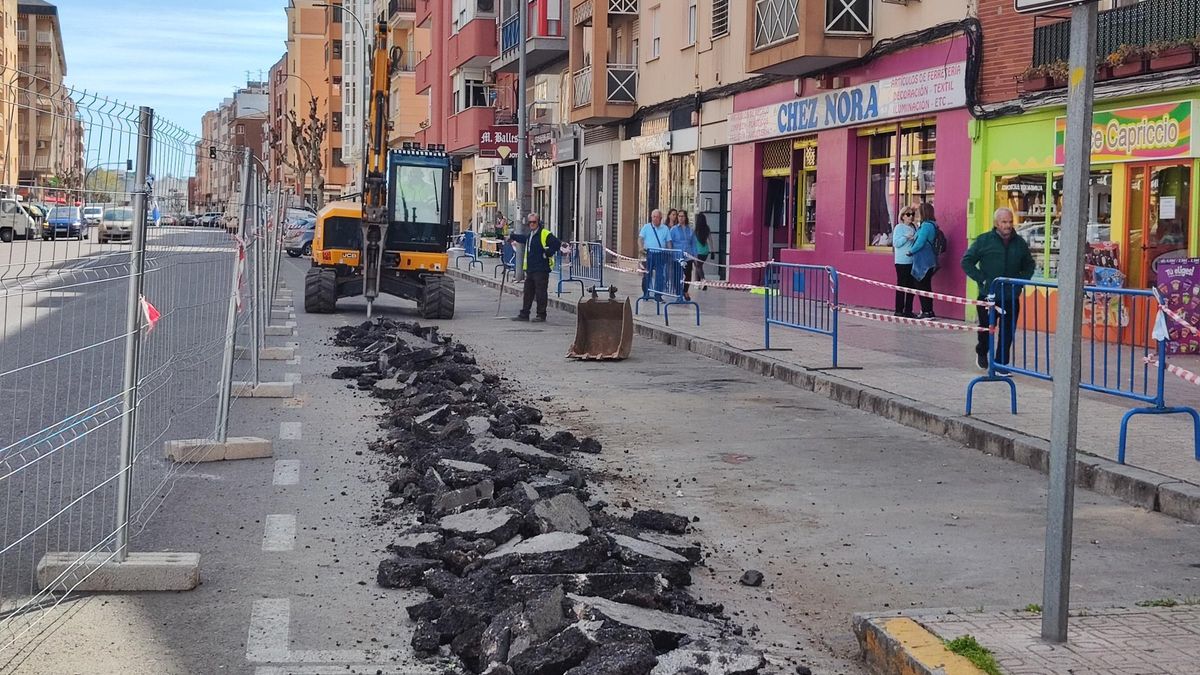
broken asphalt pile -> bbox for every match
[332,318,770,675]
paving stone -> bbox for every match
[650,639,765,674]
[566,594,721,640]
[439,507,522,542]
[532,494,593,534]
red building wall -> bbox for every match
[978,0,1040,104]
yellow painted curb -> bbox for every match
[881,618,990,675]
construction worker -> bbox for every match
[509,212,565,322]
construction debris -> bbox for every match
[332,319,765,674]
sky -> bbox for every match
[56,0,288,138]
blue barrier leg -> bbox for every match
[662,300,700,327]
[468,258,483,272]
[1118,406,1200,465]
[964,375,1019,416]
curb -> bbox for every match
[449,268,1200,524]
[853,613,988,675]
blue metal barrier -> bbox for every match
[455,231,483,271]
[494,240,516,280]
[635,248,699,326]
[763,262,839,368]
[965,277,1200,464]
[557,241,605,297]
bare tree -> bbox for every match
[275,97,327,210]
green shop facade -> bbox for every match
[968,90,1200,294]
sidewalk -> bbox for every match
[855,605,1200,675]
[450,258,1200,522]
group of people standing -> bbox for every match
[639,208,713,302]
[891,202,941,320]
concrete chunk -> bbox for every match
[473,437,557,461]
[232,381,296,398]
[37,551,200,592]
[164,436,272,462]
[484,532,589,560]
[608,533,689,564]
[466,416,492,436]
[567,594,720,639]
[415,404,451,426]
[440,459,493,474]
[435,479,495,514]
[438,507,521,542]
[533,494,593,534]
[650,639,765,675]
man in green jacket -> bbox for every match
[961,207,1037,370]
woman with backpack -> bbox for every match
[909,202,941,319]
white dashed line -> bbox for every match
[279,421,302,440]
[272,460,300,486]
[261,514,296,552]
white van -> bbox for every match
[0,198,38,242]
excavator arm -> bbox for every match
[361,17,392,317]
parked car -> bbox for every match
[283,217,316,257]
[197,211,223,227]
[22,202,46,225]
[82,205,104,226]
[44,206,86,240]
[0,198,39,241]
[97,207,136,243]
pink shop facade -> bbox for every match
[726,38,973,319]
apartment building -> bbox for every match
[268,53,289,187]
[0,0,18,188]
[195,109,219,210]
[384,0,429,152]
[16,0,81,197]
[968,0,1198,294]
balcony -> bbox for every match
[445,104,497,154]
[1033,0,1200,67]
[414,55,431,94]
[491,0,569,73]
[569,62,636,124]
[415,0,431,28]
[448,16,498,71]
[389,0,416,28]
[745,0,871,75]
[391,50,421,77]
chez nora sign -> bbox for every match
[728,61,967,145]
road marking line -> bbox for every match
[246,599,290,662]
[284,372,302,384]
[287,357,302,365]
[262,515,296,552]
[272,460,300,486]
[279,421,302,440]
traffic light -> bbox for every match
[209,146,217,159]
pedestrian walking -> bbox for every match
[909,202,940,319]
[892,206,918,317]
[961,207,1036,370]
[693,213,711,291]
[639,209,670,301]
[669,209,697,300]
[509,212,565,323]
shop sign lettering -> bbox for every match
[728,62,966,144]
[1054,101,1194,164]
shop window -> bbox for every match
[794,142,817,249]
[669,154,696,213]
[994,170,1112,280]
[861,122,935,249]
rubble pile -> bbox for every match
[332,319,768,675]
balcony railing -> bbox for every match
[499,1,566,56]
[754,0,799,50]
[608,0,637,14]
[1033,0,1200,66]
[501,14,521,54]
[605,63,637,104]
[390,0,417,14]
[390,50,421,75]
[572,65,593,108]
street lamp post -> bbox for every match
[316,2,371,199]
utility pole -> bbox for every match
[513,0,530,281]
[1041,0,1098,644]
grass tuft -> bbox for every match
[1023,603,1041,613]
[1136,598,1179,608]
[944,634,1003,675]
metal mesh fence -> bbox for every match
[0,64,282,655]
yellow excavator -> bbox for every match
[304,17,455,319]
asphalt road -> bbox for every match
[6,257,1200,674]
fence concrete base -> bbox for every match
[37,552,200,592]
[266,325,295,337]
[164,436,273,462]
[271,300,291,309]
[235,345,296,360]
[232,381,295,398]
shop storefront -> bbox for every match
[971,95,1200,292]
[727,39,972,317]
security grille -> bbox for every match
[712,0,729,38]
[825,0,871,35]
[762,140,791,175]
[754,0,799,49]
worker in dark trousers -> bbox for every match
[509,213,565,322]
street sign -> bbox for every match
[495,166,513,183]
[1015,0,1096,14]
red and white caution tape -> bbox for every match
[233,235,247,312]
[835,306,991,332]
[1160,303,1200,337]
[1145,356,1200,386]
[139,295,161,332]
[681,253,771,270]
[836,271,996,309]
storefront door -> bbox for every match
[764,176,792,261]
[1127,163,1192,288]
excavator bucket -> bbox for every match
[568,286,634,361]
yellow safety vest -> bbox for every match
[522,228,554,271]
